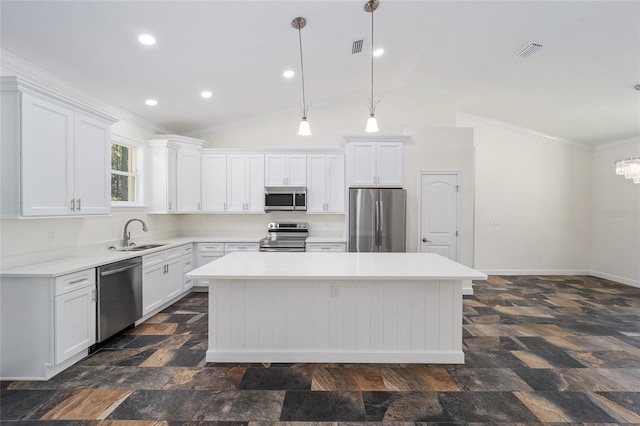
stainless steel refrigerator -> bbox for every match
[349,188,406,252]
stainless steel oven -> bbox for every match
[264,187,306,212]
[259,222,308,252]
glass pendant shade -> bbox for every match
[614,157,640,184]
[365,115,379,133]
[298,118,311,136]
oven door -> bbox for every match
[293,191,306,211]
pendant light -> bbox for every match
[292,17,311,136]
[365,0,380,133]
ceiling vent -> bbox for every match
[351,38,364,55]
[515,42,543,58]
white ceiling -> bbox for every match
[1,1,639,146]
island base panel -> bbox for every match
[207,278,464,364]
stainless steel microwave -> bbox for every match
[264,187,306,212]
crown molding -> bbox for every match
[457,112,593,152]
[593,136,640,152]
[1,49,173,134]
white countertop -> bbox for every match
[188,252,487,281]
[305,237,346,243]
[0,236,261,278]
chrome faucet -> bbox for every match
[123,218,148,248]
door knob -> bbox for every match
[422,238,432,243]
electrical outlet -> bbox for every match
[489,220,499,226]
[48,231,56,241]
[330,285,341,298]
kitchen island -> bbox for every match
[187,252,486,364]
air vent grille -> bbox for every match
[515,42,543,58]
[352,39,364,55]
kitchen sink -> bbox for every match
[117,243,167,252]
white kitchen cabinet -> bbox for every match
[345,139,406,187]
[0,267,97,380]
[182,244,195,290]
[142,247,184,315]
[177,145,202,213]
[224,242,260,254]
[264,153,306,186]
[1,77,116,218]
[148,135,204,214]
[195,242,225,287]
[306,153,345,213]
[201,152,227,212]
[305,242,346,252]
[227,153,265,213]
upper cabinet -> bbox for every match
[227,153,265,213]
[264,153,306,187]
[147,135,204,214]
[1,77,117,218]
[307,152,345,213]
[201,152,227,213]
[345,136,409,188]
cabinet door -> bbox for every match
[196,252,224,286]
[306,154,326,213]
[376,143,404,186]
[177,149,202,212]
[347,142,376,187]
[142,264,164,315]
[55,285,96,364]
[202,153,227,212]
[74,113,111,215]
[226,154,247,212]
[164,258,183,301]
[325,153,345,213]
[286,154,307,186]
[21,93,74,216]
[167,148,178,212]
[245,154,265,212]
[264,154,286,186]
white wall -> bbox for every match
[590,139,640,287]
[458,114,592,274]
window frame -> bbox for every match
[110,134,146,209]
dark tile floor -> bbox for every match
[2,275,640,424]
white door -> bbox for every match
[177,149,202,212]
[376,142,404,186]
[325,153,345,213]
[264,154,286,186]
[142,264,164,315]
[201,153,227,212]
[306,154,325,213]
[245,154,265,212]
[163,257,183,301]
[74,113,111,215]
[166,148,178,212]
[55,285,96,363]
[419,173,458,260]
[286,154,307,186]
[226,154,247,212]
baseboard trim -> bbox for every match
[589,270,640,288]
[480,269,591,276]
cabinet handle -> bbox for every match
[71,199,75,211]
[198,202,201,210]
[77,198,81,211]
[92,289,96,302]
[168,202,172,210]
[68,278,87,285]
[224,202,227,211]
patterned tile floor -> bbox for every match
[2,275,640,424]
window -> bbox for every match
[111,135,144,207]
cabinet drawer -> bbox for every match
[183,253,194,272]
[225,242,259,253]
[165,247,183,260]
[143,252,165,268]
[306,243,346,252]
[55,268,96,296]
[197,242,224,253]
[182,244,193,255]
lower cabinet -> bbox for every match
[0,268,96,380]
[195,243,224,287]
[142,247,183,316]
[305,242,346,252]
[182,244,194,290]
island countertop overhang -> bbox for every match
[187,252,487,281]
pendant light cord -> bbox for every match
[370,6,374,114]
[298,26,308,118]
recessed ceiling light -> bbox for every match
[138,34,156,46]
[373,48,384,57]
[201,91,213,98]
[283,70,295,78]
[145,99,158,106]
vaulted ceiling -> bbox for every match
[1,1,638,145]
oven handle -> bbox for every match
[259,247,306,252]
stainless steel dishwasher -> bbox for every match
[97,257,143,342]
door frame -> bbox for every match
[417,171,461,259]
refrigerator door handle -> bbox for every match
[378,200,384,248]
